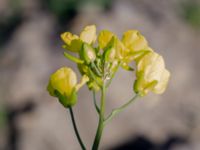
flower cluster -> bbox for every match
[46,25,170,150]
[47,25,170,107]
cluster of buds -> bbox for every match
[47,25,170,107]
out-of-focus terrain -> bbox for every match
[1,0,200,149]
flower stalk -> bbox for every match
[69,107,86,150]
[93,91,100,114]
[104,94,139,124]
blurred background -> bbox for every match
[1,0,200,149]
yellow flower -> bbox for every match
[134,52,170,96]
[122,30,152,58]
[116,30,154,70]
[61,25,96,52]
[122,30,151,52]
[47,67,89,107]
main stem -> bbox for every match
[69,107,86,150]
[92,85,106,150]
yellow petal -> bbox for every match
[98,30,115,49]
[61,32,79,45]
[153,69,170,94]
[61,32,82,52]
[50,67,77,96]
[122,30,138,49]
[122,30,148,52]
[80,25,97,44]
[137,52,165,82]
[114,38,126,60]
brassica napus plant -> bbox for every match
[47,25,170,150]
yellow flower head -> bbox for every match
[59,25,170,96]
[134,52,170,96]
[61,25,97,52]
[47,67,89,107]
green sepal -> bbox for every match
[133,71,144,94]
[62,38,82,52]
[54,89,77,108]
[47,80,55,96]
[143,80,158,95]
[133,71,158,96]
[131,50,151,63]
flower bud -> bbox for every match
[104,47,116,62]
[80,25,97,44]
[61,32,82,52]
[47,67,89,107]
[80,43,96,64]
[61,25,97,52]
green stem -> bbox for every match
[88,68,102,87]
[93,91,100,114]
[92,85,106,150]
[104,94,139,124]
[106,62,120,88]
[69,107,86,150]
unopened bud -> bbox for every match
[81,43,96,64]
